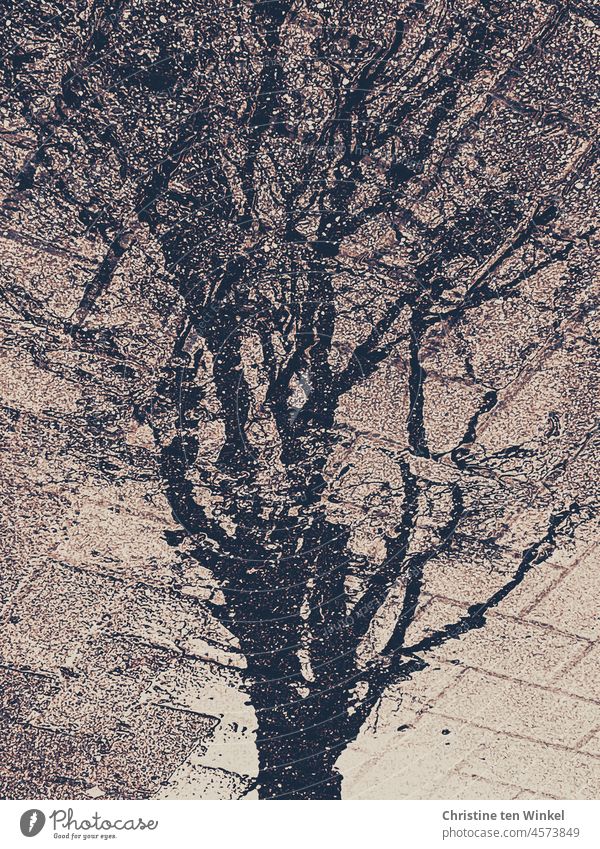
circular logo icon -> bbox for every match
[20,810,46,837]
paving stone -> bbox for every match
[527,546,600,640]
[0,563,119,670]
[156,757,251,800]
[38,636,175,734]
[0,717,107,796]
[385,659,465,715]
[92,704,216,794]
[579,733,600,758]
[342,711,496,800]
[466,735,600,799]
[556,644,600,701]
[423,556,566,618]
[407,597,588,686]
[432,669,600,748]
[0,667,60,722]
[512,788,558,801]
[433,772,519,800]
[109,584,241,665]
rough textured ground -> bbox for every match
[0,0,598,799]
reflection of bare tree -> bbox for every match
[1,0,597,798]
